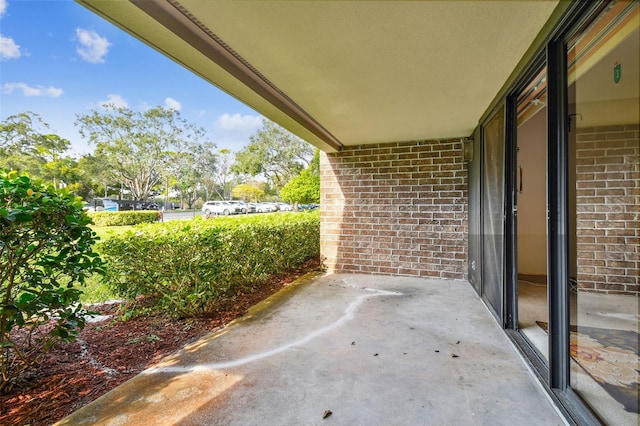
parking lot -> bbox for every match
[159,207,316,222]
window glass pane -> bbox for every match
[482,107,505,318]
[568,2,639,423]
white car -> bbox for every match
[201,201,235,216]
[276,202,293,211]
[256,202,277,213]
[227,200,248,214]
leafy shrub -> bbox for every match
[99,211,319,317]
[0,171,104,392]
[88,210,160,226]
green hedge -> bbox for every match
[88,210,160,226]
[98,211,319,317]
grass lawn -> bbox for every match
[92,224,135,241]
[80,274,116,304]
[81,225,136,304]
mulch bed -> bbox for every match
[0,257,321,426]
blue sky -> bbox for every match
[0,0,264,155]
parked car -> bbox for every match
[276,202,293,211]
[298,203,319,210]
[228,200,248,214]
[256,202,277,213]
[246,202,258,213]
[201,201,235,216]
[141,202,160,210]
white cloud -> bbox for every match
[214,113,263,131]
[164,97,182,111]
[0,0,7,17]
[75,28,110,64]
[212,113,263,151]
[99,94,129,109]
[137,101,151,111]
[0,35,20,60]
[2,82,63,97]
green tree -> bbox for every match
[189,141,218,203]
[210,148,235,200]
[0,113,79,191]
[75,106,211,201]
[171,149,200,209]
[279,150,320,206]
[232,119,313,190]
[231,183,265,202]
[0,170,104,391]
[0,112,49,156]
[35,134,76,190]
[76,154,119,200]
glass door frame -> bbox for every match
[503,53,549,334]
[500,1,611,424]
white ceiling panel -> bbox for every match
[79,0,560,151]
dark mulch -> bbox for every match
[0,257,321,426]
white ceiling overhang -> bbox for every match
[78,0,560,152]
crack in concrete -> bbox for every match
[143,287,402,374]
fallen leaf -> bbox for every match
[373,353,379,356]
[351,341,355,345]
[323,410,332,419]
[451,353,459,358]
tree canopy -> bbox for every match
[76,106,213,201]
[279,149,320,205]
[231,183,265,202]
[0,112,84,193]
[2,109,319,208]
[232,119,313,191]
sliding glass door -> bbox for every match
[567,2,639,423]
[481,107,505,320]
[503,3,639,424]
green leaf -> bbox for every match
[17,293,37,304]
[0,166,104,386]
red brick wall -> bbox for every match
[575,124,639,295]
[320,139,468,279]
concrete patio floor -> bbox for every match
[57,273,566,426]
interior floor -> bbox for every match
[517,280,549,360]
[518,280,639,425]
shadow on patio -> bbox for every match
[57,273,564,425]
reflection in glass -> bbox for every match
[568,2,639,424]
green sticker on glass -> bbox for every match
[614,63,621,84]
